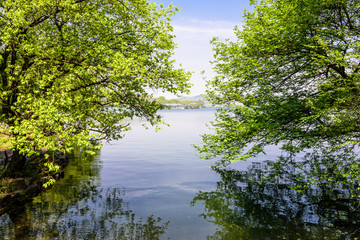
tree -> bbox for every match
[0,0,190,177]
[156,96,167,103]
[197,0,360,191]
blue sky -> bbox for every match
[153,0,254,97]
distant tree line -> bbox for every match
[156,96,205,109]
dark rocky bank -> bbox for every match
[0,150,68,215]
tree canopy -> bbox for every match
[0,0,190,174]
[197,0,360,191]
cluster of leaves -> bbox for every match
[0,0,190,161]
[197,0,360,193]
[42,160,61,188]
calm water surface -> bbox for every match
[0,109,220,239]
[1,109,360,239]
[99,108,220,239]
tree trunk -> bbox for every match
[1,150,27,178]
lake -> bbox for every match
[0,108,360,239]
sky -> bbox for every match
[153,0,254,98]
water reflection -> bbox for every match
[0,150,168,240]
[192,161,360,240]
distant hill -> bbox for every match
[177,95,217,108]
[177,95,206,102]
[156,95,217,108]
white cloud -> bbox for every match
[173,18,240,39]
[152,18,242,99]
[174,25,234,37]
[171,19,240,97]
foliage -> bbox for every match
[42,178,56,188]
[44,162,60,173]
[197,0,360,191]
[0,0,190,163]
[42,161,61,188]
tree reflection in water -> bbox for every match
[0,150,169,240]
[192,160,360,240]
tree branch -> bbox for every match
[69,77,109,92]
